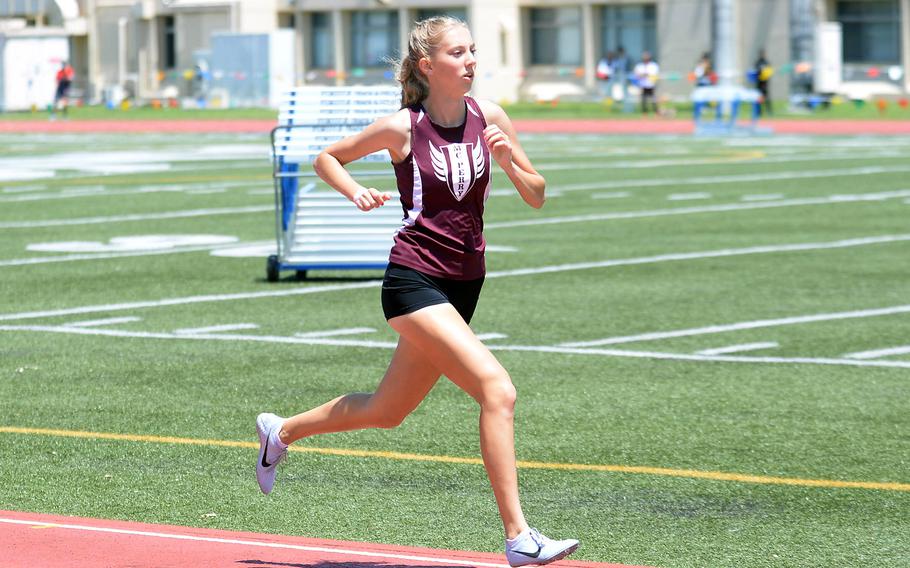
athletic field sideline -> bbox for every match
[2,117,910,135]
[1,130,908,568]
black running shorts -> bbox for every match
[381,262,484,323]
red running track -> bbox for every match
[0,510,652,568]
[1,118,909,135]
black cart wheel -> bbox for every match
[296,270,308,280]
[266,255,280,282]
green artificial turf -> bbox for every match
[1,132,908,568]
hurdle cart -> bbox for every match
[692,85,770,136]
[267,86,403,281]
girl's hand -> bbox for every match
[483,124,512,168]
[351,187,393,211]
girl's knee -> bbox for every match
[481,375,517,415]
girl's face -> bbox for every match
[425,26,476,94]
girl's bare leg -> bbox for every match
[388,304,529,539]
[279,336,441,443]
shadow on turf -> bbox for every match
[238,561,467,568]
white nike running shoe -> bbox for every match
[505,527,579,567]
[256,412,287,494]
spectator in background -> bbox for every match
[633,51,660,115]
[595,50,614,101]
[51,61,74,120]
[193,60,210,108]
[612,46,633,112]
[754,49,773,116]
[693,52,715,87]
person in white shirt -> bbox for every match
[633,51,660,114]
[595,51,614,100]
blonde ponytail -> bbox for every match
[394,16,468,108]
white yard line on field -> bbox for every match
[3,166,908,230]
[4,188,906,269]
[1,184,47,193]
[1,233,908,324]
[0,241,275,267]
[492,344,910,370]
[61,186,105,195]
[485,189,910,229]
[3,323,909,370]
[475,333,509,341]
[722,136,910,149]
[668,193,711,201]
[486,234,910,279]
[591,192,630,200]
[696,342,780,355]
[533,165,910,193]
[0,281,382,323]
[0,181,259,204]
[842,345,910,360]
[174,323,260,335]
[742,194,785,202]
[62,316,143,328]
[561,305,910,348]
[0,206,272,229]
[294,327,377,338]
[532,150,908,172]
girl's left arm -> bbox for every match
[478,100,547,209]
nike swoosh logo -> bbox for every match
[261,440,273,468]
[513,545,542,558]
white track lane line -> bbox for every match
[0,517,509,568]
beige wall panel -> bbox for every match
[95,5,132,88]
[469,0,521,102]
[656,0,712,99]
[175,10,230,71]
[238,0,278,33]
[740,0,790,101]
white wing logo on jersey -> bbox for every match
[429,137,485,201]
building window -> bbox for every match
[837,0,900,63]
[279,13,296,29]
[600,4,656,63]
[162,15,176,69]
[350,10,399,68]
[529,7,582,66]
[416,8,468,23]
[310,12,334,69]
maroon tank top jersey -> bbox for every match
[389,96,492,280]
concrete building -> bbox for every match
[0,0,907,109]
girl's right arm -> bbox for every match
[313,109,410,211]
